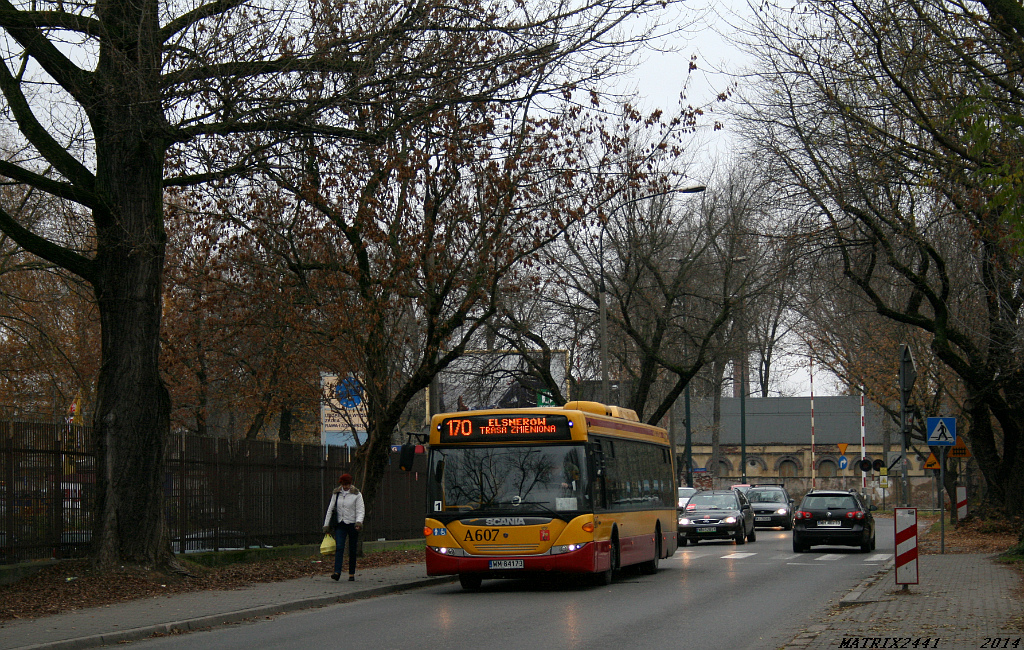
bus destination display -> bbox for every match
[439,414,572,442]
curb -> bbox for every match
[782,559,896,649]
[838,558,895,606]
[11,575,458,650]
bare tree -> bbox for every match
[0,0,696,567]
[733,0,1024,515]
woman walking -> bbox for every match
[322,473,365,581]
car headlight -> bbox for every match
[776,508,789,515]
[679,517,692,525]
[724,516,737,524]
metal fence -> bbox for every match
[1,422,427,564]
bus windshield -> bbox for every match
[429,444,590,515]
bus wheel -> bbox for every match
[594,536,619,586]
[638,528,661,575]
[459,574,482,591]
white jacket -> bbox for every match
[324,485,365,526]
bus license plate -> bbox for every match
[696,527,716,533]
[818,520,841,527]
[489,559,524,570]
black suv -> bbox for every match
[792,490,876,553]
[678,489,756,546]
[746,484,795,530]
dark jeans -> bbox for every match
[333,522,359,575]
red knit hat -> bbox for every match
[338,473,353,485]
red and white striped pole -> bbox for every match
[860,389,867,489]
[895,507,918,588]
[810,357,815,488]
[956,486,967,520]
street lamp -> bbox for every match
[731,257,749,484]
[599,185,706,405]
[684,381,693,487]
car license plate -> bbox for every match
[755,516,770,522]
[696,527,716,533]
[818,520,841,527]
[489,559,524,570]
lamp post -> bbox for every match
[684,382,693,487]
[740,380,747,483]
[598,184,706,405]
[730,256,749,484]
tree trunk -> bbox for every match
[90,0,172,569]
[279,407,292,442]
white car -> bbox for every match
[677,487,697,508]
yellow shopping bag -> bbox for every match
[320,532,336,555]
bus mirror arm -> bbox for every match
[589,442,605,476]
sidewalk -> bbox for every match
[0,563,456,650]
[2,552,1021,649]
[784,552,1024,648]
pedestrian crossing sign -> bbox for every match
[926,417,956,446]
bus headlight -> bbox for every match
[551,542,589,555]
[429,546,467,556]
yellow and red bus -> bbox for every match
[423,400,677,589]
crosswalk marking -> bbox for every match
[669,550,890,563]
[721,552,757,559]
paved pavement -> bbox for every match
[783,552,1024,649]
[2,551,1021,649]
[0,563,456,650]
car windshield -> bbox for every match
[678,488,697,498]
[803,495,858,510]
[688,494,737,509]
[428,444,590,515]
[748,490,785,503]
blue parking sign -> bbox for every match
[926,417,956,446]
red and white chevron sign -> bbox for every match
[895,507,918,585]
[957,486,968,520]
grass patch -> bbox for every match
[999,542,1024,564]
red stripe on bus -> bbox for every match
[585,418,668,440]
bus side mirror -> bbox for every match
[589,442,605,476]
[399,444,416,471]
[434,460,445,483]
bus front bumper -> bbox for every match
[425,541,609,576]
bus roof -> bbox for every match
[428,401,669,446]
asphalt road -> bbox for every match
[133,525,896,650]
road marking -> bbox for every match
[866,554,892,562]
[721,552,757,559]
[786,562,825,566]
[814,554,845,561]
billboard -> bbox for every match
[320,373,366,447]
